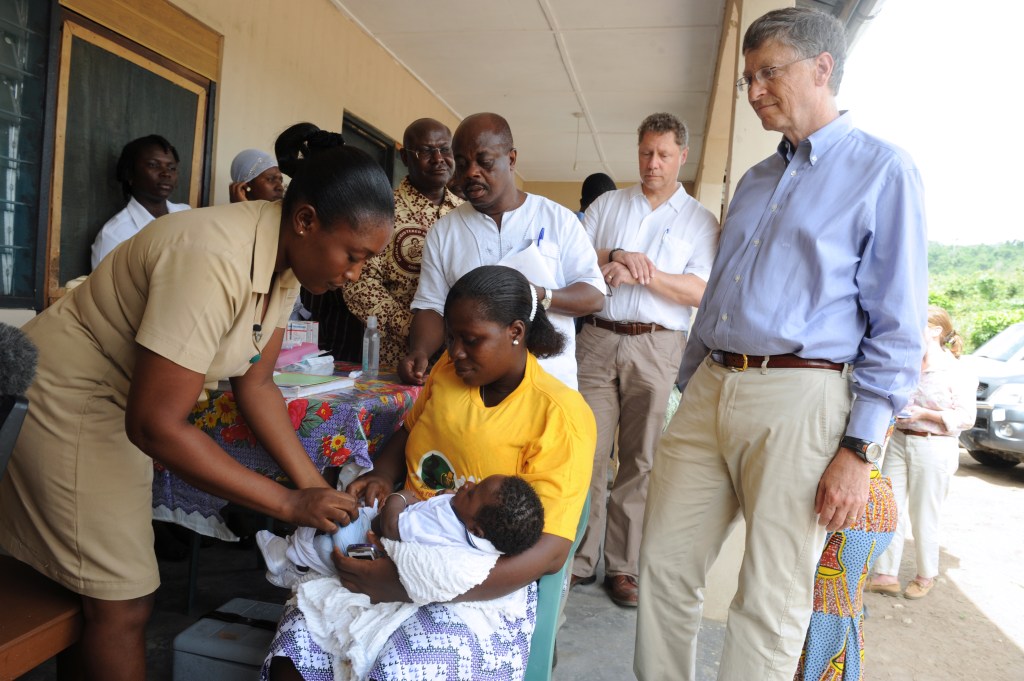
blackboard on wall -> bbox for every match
[56,27,205,283]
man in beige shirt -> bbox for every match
[343,118,462,368]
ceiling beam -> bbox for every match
[535,0,611,178]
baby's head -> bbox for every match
[451,475,544,556]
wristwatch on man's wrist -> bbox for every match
[840,436,883,464]
[540,286,553,310]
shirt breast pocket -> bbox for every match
[655,234,696,272]
[536,239,563,285]
[538,239,562,261]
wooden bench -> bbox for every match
[0,556,82,680]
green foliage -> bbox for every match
[928,241,1024,352]
[970,309,1024,349]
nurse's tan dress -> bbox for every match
[0,201,297,600]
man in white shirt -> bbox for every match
[571,113,719,607]
[401,112,605,389]
[91,135,190,269]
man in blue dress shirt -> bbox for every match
[634,8,928,681]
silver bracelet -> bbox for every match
[385,492,408,508]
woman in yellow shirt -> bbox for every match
[265,265,595,681]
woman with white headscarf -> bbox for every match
[229,148,285,203]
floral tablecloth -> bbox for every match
[151,372,421,540]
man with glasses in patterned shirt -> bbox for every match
[635,8,928,680]
[344,118,463,369]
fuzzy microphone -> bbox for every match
[0,323,38,396]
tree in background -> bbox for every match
[928,241,1024,351]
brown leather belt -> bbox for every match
[710,350,845,372]
[583,315,671,336]
[898,428,931,438]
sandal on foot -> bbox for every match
[865,578,901,595]
[904,578,934,600]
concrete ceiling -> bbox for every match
[329,0,727,186]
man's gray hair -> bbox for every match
[637,113,688,148]
[743,7,847,94]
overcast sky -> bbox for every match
[837,0,1018,245]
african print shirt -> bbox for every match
[343,177,461,369]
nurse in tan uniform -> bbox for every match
[0,136,394,680]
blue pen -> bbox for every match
[537,228,545,245]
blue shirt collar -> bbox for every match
[776,111,853,165]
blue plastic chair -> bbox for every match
[524,491,590,680]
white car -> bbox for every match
[959,322,1024,468]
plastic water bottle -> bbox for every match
[362,315,380,379]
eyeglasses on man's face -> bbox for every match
[736,54,817,92]
[409,145,453,160]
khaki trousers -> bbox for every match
[573,324,685,579]
[635,357,852,681]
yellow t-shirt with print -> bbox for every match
[404,352,595,541]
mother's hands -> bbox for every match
[284,487,359,533]
[332,548,410,604]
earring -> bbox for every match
[512,339,520,346]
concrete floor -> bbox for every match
[16,526,725,681]
[555,571,724,681]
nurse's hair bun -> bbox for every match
[275,122,345,178]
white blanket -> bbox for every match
[296,537,528,681]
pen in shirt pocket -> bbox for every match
[537,227,545,246]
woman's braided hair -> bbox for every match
[444,265,565,358]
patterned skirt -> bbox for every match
[261,582,538,681]
[795,470,898,681]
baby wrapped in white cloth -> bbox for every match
[256,474,544,681]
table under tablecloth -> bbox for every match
[152,372,420,540]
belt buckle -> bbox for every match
[729,353,748,372]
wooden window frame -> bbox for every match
[45,10,213,304]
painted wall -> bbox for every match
[523,181,591,213]
[168,0,460,205]
[0,309,37,327]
